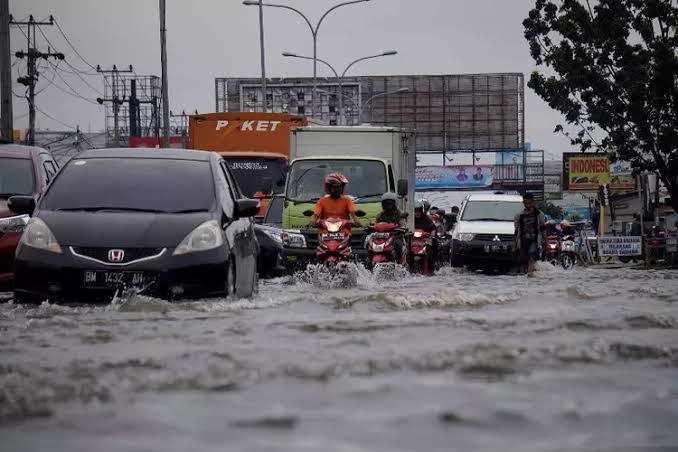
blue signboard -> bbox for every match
[416,166,494,189]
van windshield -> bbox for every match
[461,200,524,222]
[286,159,387,202]
[222,156,287,198]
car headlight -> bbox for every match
[263,229,283,245]
[0,214,30,234]
[173,220,223,256]
[282,230,307,248]
[21,218,62,253]
[326,221,342,233]
[454,232,475,241]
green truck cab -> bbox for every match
[281,127,416,271]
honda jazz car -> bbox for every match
[8,148,259,303]
[0,145,59,290]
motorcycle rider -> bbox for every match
[309,172,364,228]
[414,201,436,233]
[514,193,546,276]
[374,192,407,263]
[560,219,575,237]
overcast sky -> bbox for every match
[8,0,575,158]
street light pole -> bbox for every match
[359,87,409,123]
[282,50,397,125]
[159,0,170,147]
[243,0,370,119]
[258,0,267,111]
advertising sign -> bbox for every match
[544,175,562,200]
[609,161,636,191]
[563,153,610,191]
[416,166,494,189]
[562,206,591,222]
[598,236,642,256]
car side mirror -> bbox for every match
[234,199,260,218]
[8,195,36,216]
[302,209,314,217]
[355,210,366,218]
[397,179,408,197]
[401,212,409,219]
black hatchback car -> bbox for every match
[8,148,260,302]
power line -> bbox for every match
[45,60,99,104]
[36,23,103,96]
[35,105,78,131]
[52,18,97,71]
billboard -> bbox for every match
[416,165,494,189]
[609,160,636,191]
[563,153,610,191]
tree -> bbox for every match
[524,0,678,210]
[539,200,564,218]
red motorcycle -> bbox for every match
[312,217,355,265]
[410,229,433,275]
[365,223,408,267]
[543,234,562,265]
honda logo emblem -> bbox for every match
[108,249,125,262]
[493,235,501,242]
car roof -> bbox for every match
[76,147,213,161]
[0,144,48,159]
[465,193,524,202]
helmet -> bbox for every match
[381,192,397,208]
[420,198,431,213]
[324,172,349,194]
[561,220,572,228]
[414,200,423,211]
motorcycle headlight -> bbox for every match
[414,231,423,238]
[326,221,342,233]
[173,220,223,256]
[21,218,62,254]
[0,214,30,234]
[263,229,283,245]
[549,243,558,249]
[282,231,307,248]
[454,232,475,241]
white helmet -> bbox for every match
[381,192,398,208]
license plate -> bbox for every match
[321,233,346,240]
[83,270,145,288]
[484,244,508,253]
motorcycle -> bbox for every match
[409,229,433,275]
[559,234,578,269]
[543,234,562,266]
[365,222,408,268]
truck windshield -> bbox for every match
[461,201,524,222]
[0,158,34,198]
[287,159,387,202]
[222,156,287,198]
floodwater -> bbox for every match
[1,264,678,452]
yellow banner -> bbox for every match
[568,155,610,190]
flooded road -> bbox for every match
[2,265,678,452]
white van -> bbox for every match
[450,193,524,269]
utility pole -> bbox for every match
[11,15,63,145]
[159,0,170,147]
[96,64,133,147]
[170,109,194,148]
[1,0,13,142]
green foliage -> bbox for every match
[539,201,564,219]
[524,0,678,209]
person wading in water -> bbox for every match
[514,193,545,276]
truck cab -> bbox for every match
[281,126,415,271]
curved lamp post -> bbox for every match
[282,50,397,124]
[243,0,371,116]
[360,87,409,123]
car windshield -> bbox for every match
[286,159,387,202]
[0,158,34,198]
[41,158,215,213]
[223,156,287,198]
[461,200,524,221]
[264,196,283,225]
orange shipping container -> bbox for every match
[188,112,307,156]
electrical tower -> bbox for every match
[10,15,64,145]
[96,64,133,147]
